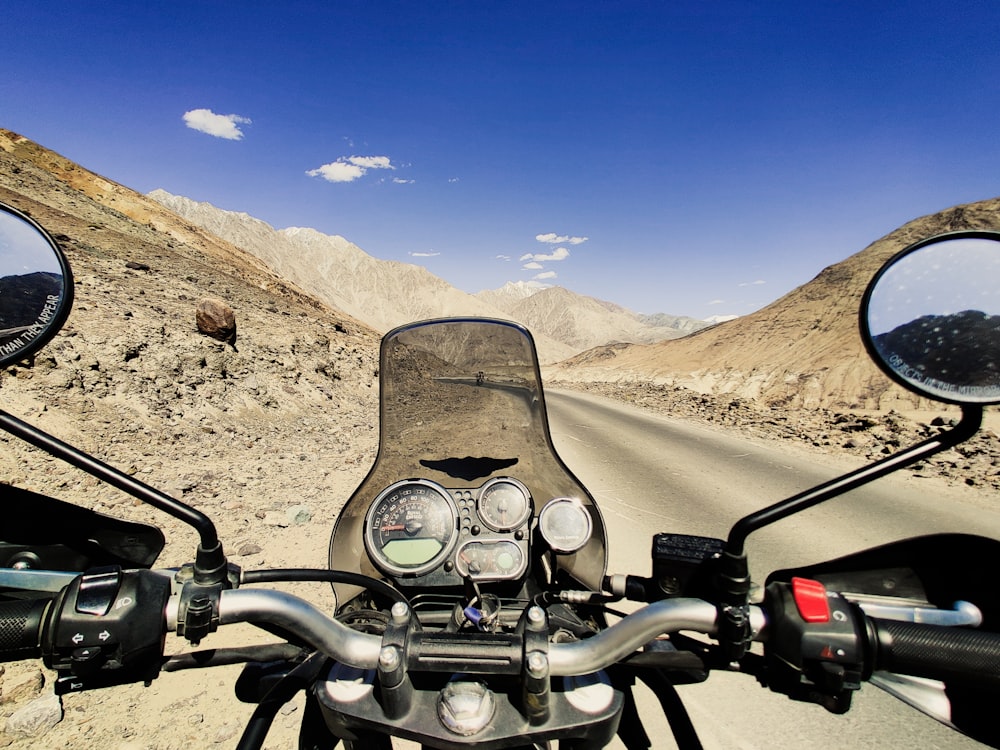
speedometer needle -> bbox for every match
[381,524,405,532]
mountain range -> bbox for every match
[3,127,999,411]
[147,190,707,363]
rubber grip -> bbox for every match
[0,598,49,661]
[872,617,1000,688]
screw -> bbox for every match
[390,601,409,624]
[527,606,545,626]
[379,646,400,671]
[526,651,548,678]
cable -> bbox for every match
[240,568,408,605]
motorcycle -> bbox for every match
[0,197,999,748]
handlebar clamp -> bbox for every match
[174,561,240,644]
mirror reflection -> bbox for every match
[863,234,1000,404]
[0,203,72,365]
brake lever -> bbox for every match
[850,597,982,627]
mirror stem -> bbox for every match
[0,408,220,550]
[726,405,983,556]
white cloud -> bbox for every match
[348,155,393,169]
[496,254,511,261]
[448,177,460,183]
[738,280,766,287]
[183,109,251,140]
[393,178,415,184]
[307,161,366,183]
[307,154,396,183]
[708,299,726,305]
[533,271,557,280]
[521,247,569,263]
[522,261,543,270]
[536,232,588,245]
[409,251,440,257]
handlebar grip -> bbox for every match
[0,598,50,661]
[870,617,1000,688]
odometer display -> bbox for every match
[364,479,459,576]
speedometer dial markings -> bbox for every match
[364,479,459,576]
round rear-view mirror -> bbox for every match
[0,202,74,367]
[860,231,1000,405]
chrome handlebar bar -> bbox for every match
[172,589,769,676]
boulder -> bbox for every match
[196,298,237,346]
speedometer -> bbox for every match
[364,479,459,577]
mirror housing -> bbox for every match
[860,231,1000,405]
[0,202,74,367]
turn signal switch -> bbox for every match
[42,567,172,693]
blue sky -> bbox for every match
[4,1,1000,320]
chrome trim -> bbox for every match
[853,597,982,627]
[217,589,382,668]
[549,598,718,675]
[549,599,768,676]
[0,569,77,592]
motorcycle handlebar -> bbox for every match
[869,617,1000,688]
[206,589,759,675]
[209,588,383,668]
[549,598,766,675]
[7,578,1000,696]
[208,589,1000,690]
[0,598,50,661]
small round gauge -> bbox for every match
[538,497,593,553]
[477,478,532,532]
[364,479,458,577]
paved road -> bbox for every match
[545,388,1000,749]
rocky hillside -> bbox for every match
[0,131,388,746]
[0,128,382,533]
[547,198,1000,411]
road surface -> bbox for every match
[545,387,1000,749]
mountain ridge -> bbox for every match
[147,189,708,361]
[546,196,1000,410]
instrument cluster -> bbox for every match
[363,476,592,587]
